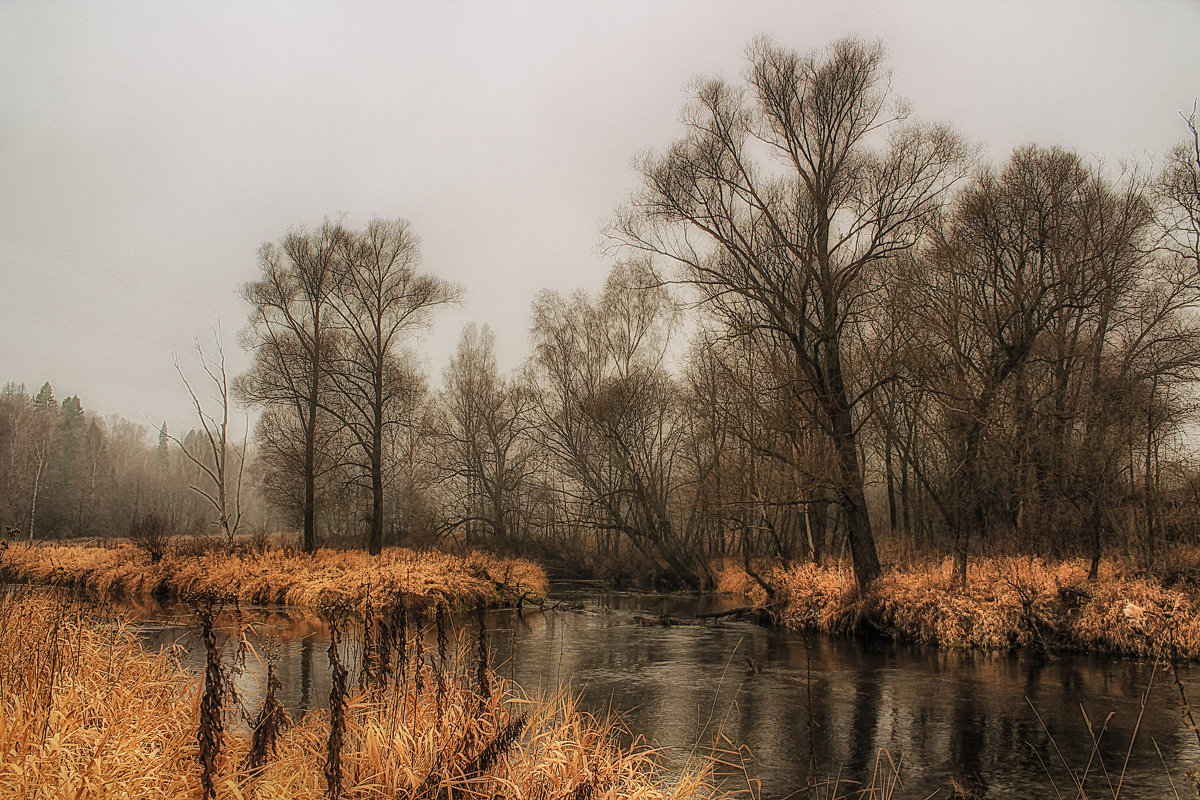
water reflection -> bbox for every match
[131,590,1200,799]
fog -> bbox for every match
[1,0,1196,433]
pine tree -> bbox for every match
[55,396,86,537]
[27,382,57,540]
[157,423,170,475]
[32,382,54,412]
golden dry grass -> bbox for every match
[0,544,547,612]
[0,590,731,800]
[717,555,1200,659]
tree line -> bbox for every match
[242,37,1200,588]
[0,381,255,543]
[6,37,1200,590]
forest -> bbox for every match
[3,38,1200,597]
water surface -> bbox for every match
[131,589,1200,799]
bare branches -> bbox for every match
[611,36,971,589]
[171,323,246,550]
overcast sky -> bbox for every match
[1,0,1197,437]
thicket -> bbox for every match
[0,382,246,543]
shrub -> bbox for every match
[129,513,173,564]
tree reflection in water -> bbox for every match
[132,590,1200,799]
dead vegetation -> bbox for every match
[720,554,1200,659]
[0,543,547,612]
[0,588,730,800]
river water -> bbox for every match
[130,588,1200,799]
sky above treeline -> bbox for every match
[1,0,1197,437]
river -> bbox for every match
[130,587,1200,799]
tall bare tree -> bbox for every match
[326,218,460,555]
[1159,105,1200,271]
[240,220,346,553]
[614,36,969,589]
[440,323,533,546]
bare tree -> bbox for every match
[249,405,349,534]
[25,383,57,542]
[614,36,969,589]
[528,261,714,587]
[240,220,346,553]
[1159,104,1200,270]
[684,328,830,567]
[172,325,246,551]
[894,145,1200,585]
[440,323,534,546]
[325,218,461,555]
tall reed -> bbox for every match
[195,598,223,800]
[324,613,349,800]
[2,589,735,799]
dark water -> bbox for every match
[130,589,1200,799]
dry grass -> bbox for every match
[718,555,1200,659]
[0,589,732,800]
[0,544,547,612]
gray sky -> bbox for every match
[1,0,1197,437]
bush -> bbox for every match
[128,513,173,564]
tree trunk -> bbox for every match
[302,377,319,554]
[29,455,45,542]
[824,345,881,591]
[303,448,316,554]
[1088,499,1103,582]
[885,433,898,537]
[368,405,384,556]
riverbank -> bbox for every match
[0,543,547,612]
[719,556,1200,660]
[0,590,727,800]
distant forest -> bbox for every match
[3,37,1200,589]
[0,381,256,545]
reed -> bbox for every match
[719,554,1200,659]
[195,599,224,800]
[0,589,731,799]
[0,542,547,613]
[323,614,349,800]
[242,662,289,779]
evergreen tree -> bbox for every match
[32,382,54,413]
[54,396,87,536]
[27,382,58,540]
[157,423,170,475]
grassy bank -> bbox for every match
[0,590,727,800]
[720,555,1200,659]
[0,544,547,612]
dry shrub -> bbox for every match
[0,543,547,614]
[128,513,173,564]
[771,563,862,633]
[1073,573,1200,659]
[713,559,769,602]
[0,590,731,800]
